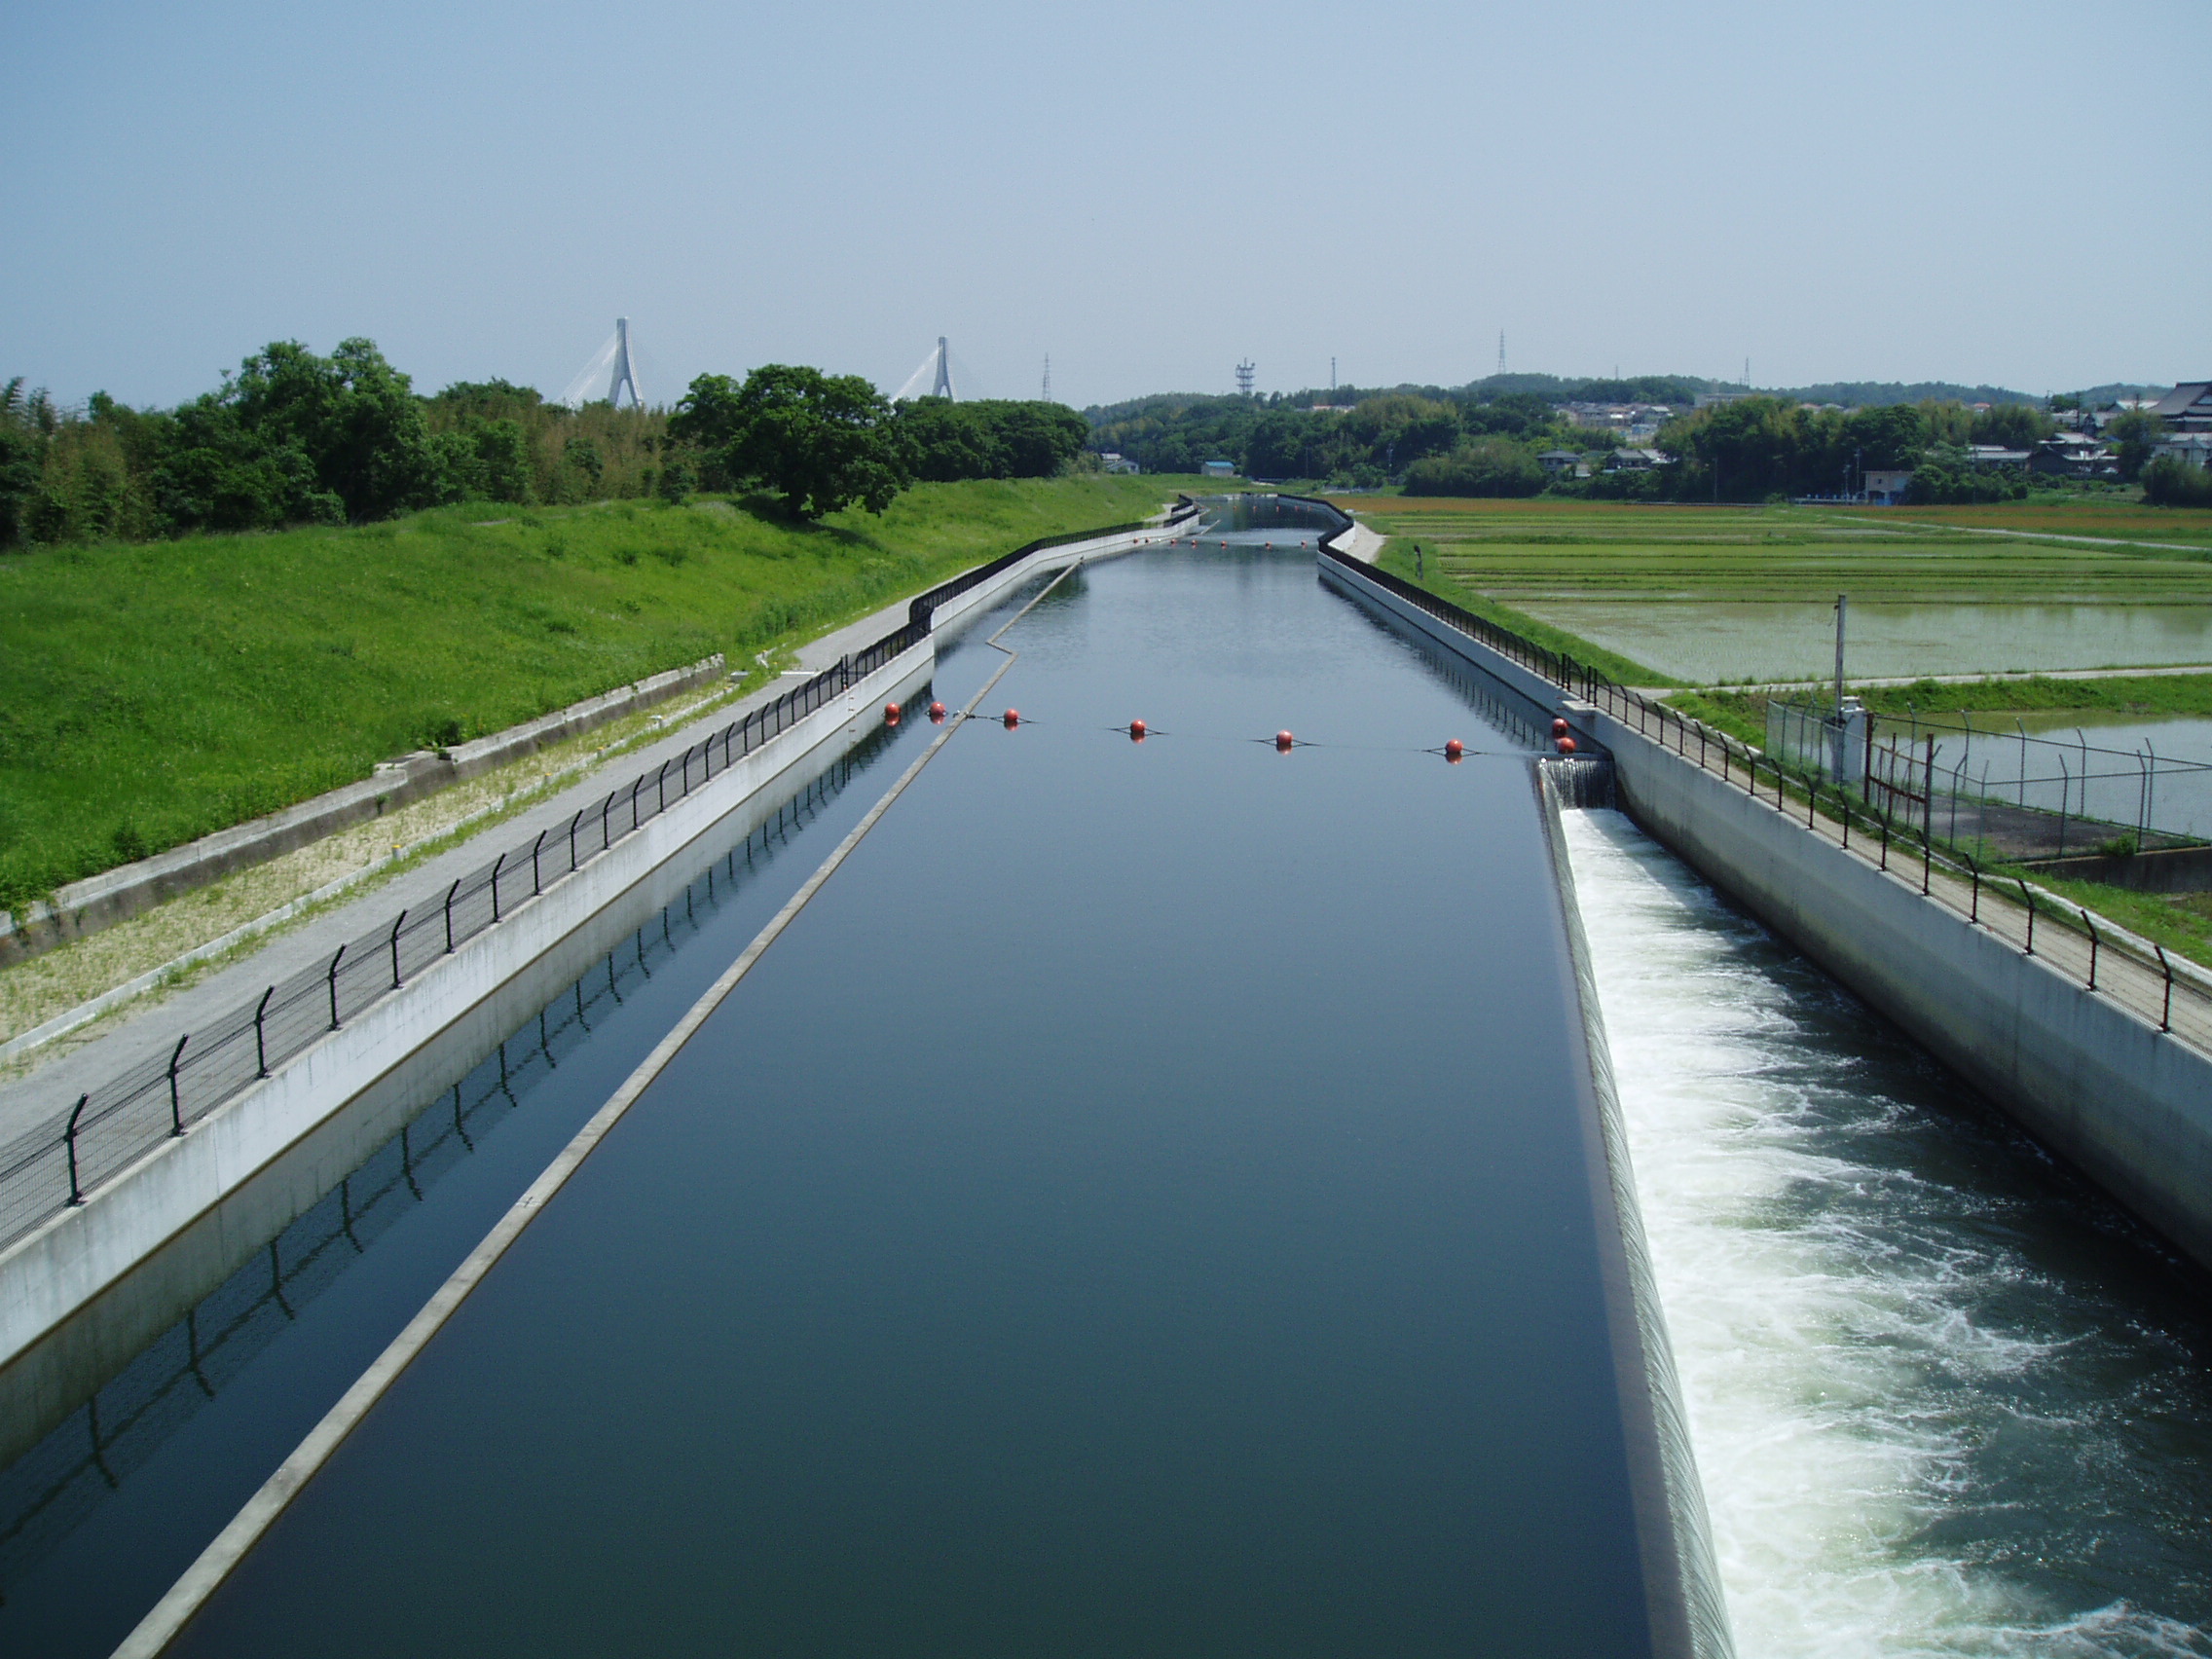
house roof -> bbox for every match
[2153,383,2212,418]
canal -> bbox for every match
[9,534,1661,1657]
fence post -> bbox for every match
[65,1094,90,1205]
[254,985,274,1076]
[167,1034,189,1136]
[1880,811,1890,870]
[389,909,408,988]
[491,852,507,924]
[2156,945,2174,1032]
[532,830,546,896]
[1922,825,1933,895]
[630,777,643,831]
[569,811,581,874]
[444,880,461,952]
[1808,782,1818,830]
[2015,880,2036,954]
[1967,855,1980,923]
[327,944,348,1029]
[601,793,614,852]
[2082,908,2100,990]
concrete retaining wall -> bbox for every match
[0,654,728,966]
[924,525,1170,636]
[0,641,932,1402]
[1317,550,2212,1276]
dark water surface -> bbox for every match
[164,546,1652,1658]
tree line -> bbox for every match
[1087,381,2194,508]
[0,343,1091,547]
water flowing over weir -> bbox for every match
[1560,809,2212,1658]
[129,541,1676,1659]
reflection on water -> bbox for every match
[0,740,904,1659]
[1564,807,2212,1657]
[1519,601,2212,682]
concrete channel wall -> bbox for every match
[0,653,730,966]
[1317,551,2212,1279]
[0,519,1171,1461]
[0,641,934,1436]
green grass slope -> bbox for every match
[0,475,1184,912]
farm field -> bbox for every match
[1345,496,2212,684]
[0,474,1185,913]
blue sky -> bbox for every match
[4,0,2206,410]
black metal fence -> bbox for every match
[0,615,929,1253]
[0,755,865,1595]
[905,523,1148,631]
[1318,543,2212,1053]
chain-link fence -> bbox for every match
[1768,694,2212,861]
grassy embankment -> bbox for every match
[1338,494,2212,966]
[0,475,1186,914]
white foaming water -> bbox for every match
[1560,809,2212,1659]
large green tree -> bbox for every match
[685,365,910,518]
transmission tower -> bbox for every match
[1497,331,1506,377]
[1235,359,1255,397]
[1042,354,1051,401]
[608,316,643,409]
[1330,356,1337,391]
[932,337,954,400]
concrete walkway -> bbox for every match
[0,661,877,1152]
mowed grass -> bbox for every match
[0,475,1181,912]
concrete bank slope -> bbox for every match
[0,654,730,967]
[0,639,929,1418]
[1317,548,2212,1281]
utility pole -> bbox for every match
[1042,354,1051,401]
[1833,594,1848,718]
[1497,331,1506,376]
[1330,356,1337,392]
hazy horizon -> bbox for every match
[6,0,2206,413]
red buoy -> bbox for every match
[1004,709,1021,728]
[1275,730,1295,752]
[1445,739,1464,760]
[883,702,901,724]
[1556,736,1578,755]
[1129,719,1147,741]
[1551,718,1569,738]
[928,701,946,723]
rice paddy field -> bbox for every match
[1342,498,2212,685]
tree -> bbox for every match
[2109,410,2165,483]
[1970,402,2055,449]
[230,338,443,520]
[700,365,910,519]
[2143,457,2212,508]
[1402,438,1545,497]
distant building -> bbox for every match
[1201,460,1236,478]
[1693,390,1753,409]
[1097,452,1140,475]
[1863,468,1914,504]
[1537,449,1583,476]
[2027,436,2120,479]
[2152,383,2212,431]
[1964,445,2033,467]
[2152,433,2212,470]
[1606,448,1671,472]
